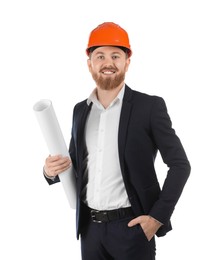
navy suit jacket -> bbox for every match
[46,85,191,239]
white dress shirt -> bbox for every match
[83,86,131,210]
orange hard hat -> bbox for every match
[86,22,132,57]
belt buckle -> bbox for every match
[91,210,103,223]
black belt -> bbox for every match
[87,206,134,223]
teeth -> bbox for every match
[102,71,114,74]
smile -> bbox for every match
[101,69,116,75]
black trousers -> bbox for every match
[80,216,156,260]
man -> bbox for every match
[44,22,191,260]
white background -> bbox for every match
[0,0,217,259]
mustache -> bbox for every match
[100,66,118,72]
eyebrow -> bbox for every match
[94,51,122,55]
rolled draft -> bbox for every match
[33,99,76,209]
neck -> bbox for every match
[96,83,124,108]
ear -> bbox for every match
[87,59,91,72]
[125,58,131,72]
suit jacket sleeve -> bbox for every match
[43,167,60,185]
[148,97,191,224]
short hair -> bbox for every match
[88,46,130,58]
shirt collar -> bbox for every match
[87,84,125,106]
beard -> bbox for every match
[91,67,126,90]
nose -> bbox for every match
[102,56,114,66]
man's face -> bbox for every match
[87,46,130,90]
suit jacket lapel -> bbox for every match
[76,102,92,156]
[118,86,144,214]
[118,85,133,176]
[76,102,92,194]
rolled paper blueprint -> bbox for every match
[33,99,76,209]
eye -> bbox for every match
[97,55,104,60]
[112,55,120,60]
